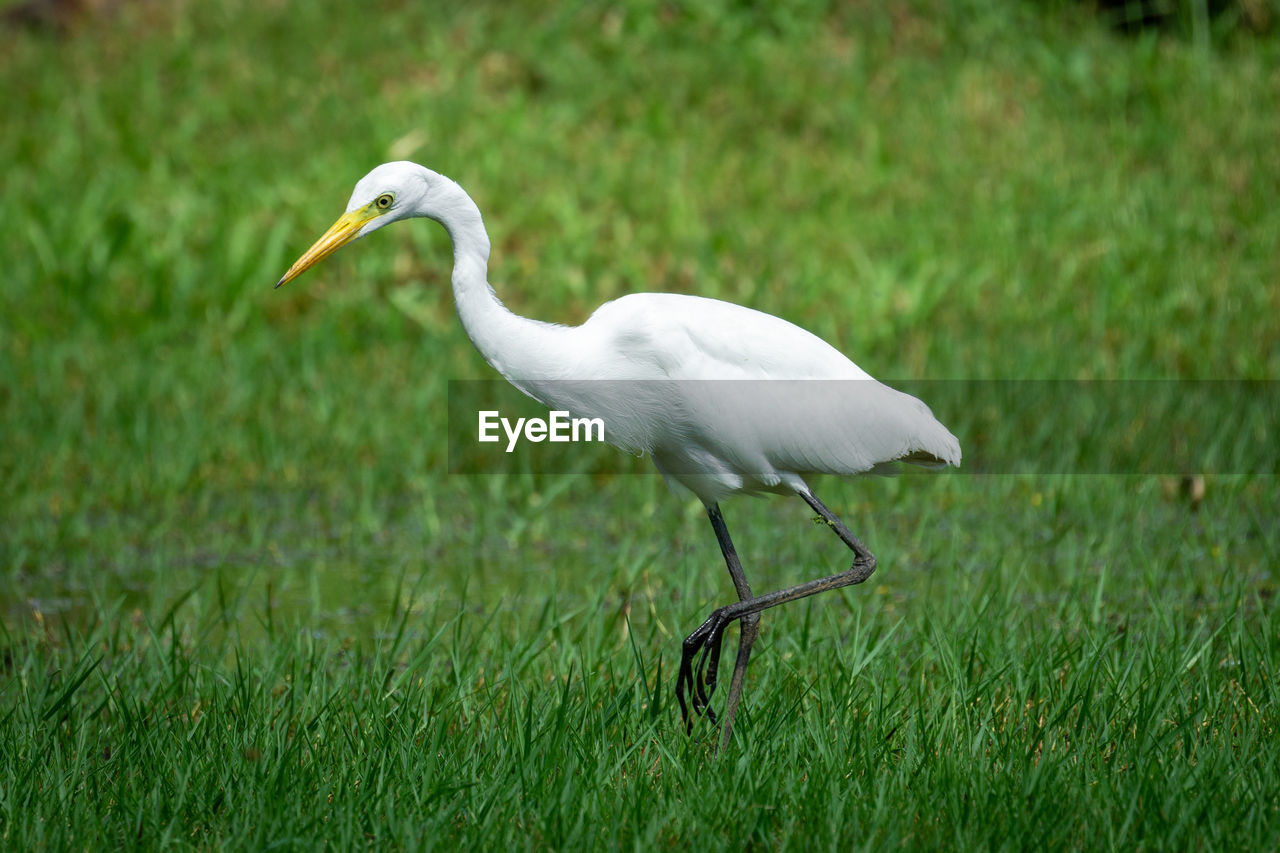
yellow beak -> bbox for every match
[275,207,381,289]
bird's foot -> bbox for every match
[675,607,733,734]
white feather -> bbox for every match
[303,161,960,504]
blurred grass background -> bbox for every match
[1,0,1278,848]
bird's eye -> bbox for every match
[375,193,394,210]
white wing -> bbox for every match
[579,292,875,381]
[518,293,960,503]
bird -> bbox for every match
[276,161,961,751]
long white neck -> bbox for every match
[432,180,569,381]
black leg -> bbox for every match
[676,504,755,736]
[675,489,878,746]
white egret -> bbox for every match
[276,162,960,750]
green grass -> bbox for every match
[2,0,1279,848]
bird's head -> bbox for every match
[276,161,443,288]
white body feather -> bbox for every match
[354,162,961,504]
